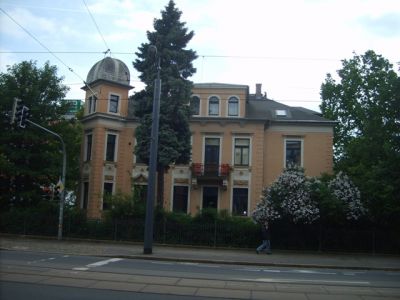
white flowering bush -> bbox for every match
[328,171,366,220]
[252,167,319,224]
[251,186,281,223]
[252,167,365,225]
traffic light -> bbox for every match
[20,105,30,128]
[13,98,23,125]
[12,98,30,128]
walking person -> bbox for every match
[256,220,271,254]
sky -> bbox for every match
[1,0,399,112]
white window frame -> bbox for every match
[170,184,190,214]
[202,135,222,165]
[102,181,114,210]
[284,138,304,168]
[108,93,120,114]
[190,95,201,116]
[104,132,119,162]
[208,95,220,117]
[231,187,249,216]
[201,186,220,210]
[232,136,251,167]
[87,95,97,114]
[227,96,239,117]
[133,138,146,164]
[84,132,93,162]
[81,181,89,209]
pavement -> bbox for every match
[1,234,400,271]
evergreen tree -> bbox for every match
[0,60,82,209]
[132,0,197,206]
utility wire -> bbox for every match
[82,0,110,56]
[0,7,97,97]
[0,8,75,74]
[0,51,341,62]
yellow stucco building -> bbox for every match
[80,57,334,219]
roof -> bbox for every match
[246,98,334,124]
[194,83,249,89]
[86,57,131,87]
[192,82,334,124]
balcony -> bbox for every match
[191,163,231,189]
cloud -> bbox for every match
[0,7,57,38]
[358,13,400,37]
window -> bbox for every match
[103,182,113,210]
[173,186,189,213]
[88,95,97,114]
[203,186,218,209]
[84,133,92,161]
[133,185,147,202]
[109,94,119,113]
[204,138,220,175]
[276,109,287,117]
[82,182,89,210]
[190,96,200,115]
[105,133,117,162]
[134,138,146,164]
[232,188,248,216]
[228,97,239,116]
[234,138,250,166]
[208,96,219,116]
[285,140,302,167]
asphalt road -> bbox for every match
[0,281,225,300]
[1,249,400,299]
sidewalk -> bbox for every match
[1,235,400,271]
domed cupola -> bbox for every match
[86,57,131,87]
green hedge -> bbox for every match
[1,206,399,253]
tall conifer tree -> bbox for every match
[132,0,197,206]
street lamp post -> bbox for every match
[143,45,161,254]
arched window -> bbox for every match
[190,96,200,115]
[208,96,219,116]
[228,96,239,116]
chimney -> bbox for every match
[256,83,262,99]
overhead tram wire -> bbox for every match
[0,7,97,98]
[82,0,110,56]
[0,50,341,63]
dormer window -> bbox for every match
[190,96,200,116]
[276,109,287,117]
[228,96,239,116]
[208,96,219,116]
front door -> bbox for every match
[203,186,218,209]
[204,138,220,176]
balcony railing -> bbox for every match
[191,163,231,178]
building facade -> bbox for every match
[63,99,84,119]
[80,57,335,219]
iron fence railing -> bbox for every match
[1,213,399,254]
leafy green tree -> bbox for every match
[132,0,197,206]
[320,50,400,227]
[0,60,82,209]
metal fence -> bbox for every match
[1,211,399,254]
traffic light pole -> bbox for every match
[26,119,67,241]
